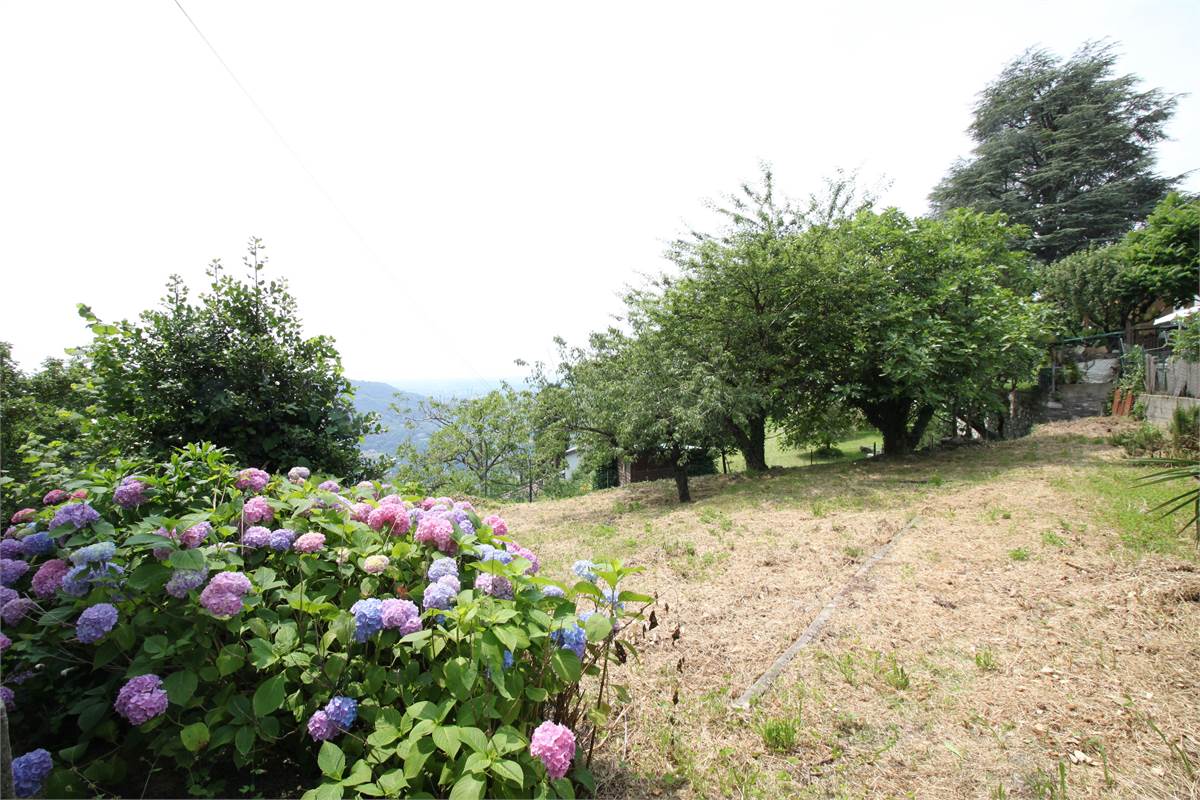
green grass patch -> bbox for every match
[1075,464,1199,559]
[725,428,881,473]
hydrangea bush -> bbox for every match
[0,443,649,799]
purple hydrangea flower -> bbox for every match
[603,588,625,611]
[1,598,36,625]
[267,529,295,551]
[241,526,271,548]
[506,542,540,575]
[474,573,514,600]
[0,632,10,652]
[0,558,29,586]
[236,468,270,492]
[199,571,252,618]
[307,710,337,741]
[179,521,211,549]
[572,560,598,582]
[114,675,169,725]
[19,532,54,557]
[1,686,13,709]
[49,502,100,530]
[70,541,116,566]
[550,623,587,660]
[242,496,274,524]
[0,585,16,606]
[324,696,357,729]
[541,585,566,599]
[165,569,208,598]
[318,480,341,493]
[287,466,311,484]
[30,559,68,598]
[380,598,422,635]
[12,748,53,797]
[113,477,149,509]
[476,544,513,565]
[60,564,93,597]
[0,539,23,559]
[76,602,118,643]
[427,557,458,582]
[422,579,458,611]
[350,598,384,641]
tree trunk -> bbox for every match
[672,461,692,503]
[726,414,769,471]
[862,398,914,456]
[906,404,936,451]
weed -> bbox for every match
[882,655,910,690]
[842,545,864,560]
[1008,547,1030,561]
[759,717,799,753]
[835,653,858,686]
[1041,531,1067,547]
[974,648,998,672]
[928,473,945,487]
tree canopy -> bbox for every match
[930,41,1180,263]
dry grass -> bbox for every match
[501,418,1200,799]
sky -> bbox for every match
[2,1,1197,392]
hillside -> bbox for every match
[349,380,435,456]
[497,418,1199,799]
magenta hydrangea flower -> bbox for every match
[349,502,372,523]
[414,516,456,554]
[113,477,148,509]
[10,509,36,525]
[76,603,118,643]
[380,598,422,634]
[483,514,508,537]
[114,674,169,725]
[243,497,274,524]
[307,709,337,741]
[241,526,271,548]
[367,504,410,536]
[362,555,389,574]
[179,521,211,549]
[505,542,540,575]
[1,558,29,586]
[236,468,270,492]
[293,533,326,554]
[530,720,576,779]
[474,573,514,600]
[43,489,69,505]
[199,571,252,618]
[287,466,311,484]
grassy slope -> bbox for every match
[723,428,883,473]
[498,418,1199,800]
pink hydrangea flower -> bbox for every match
[379,494,406,506]
[530,720,576,779]
[367,504,410,536]
[349,503,372,523]
[292,533,326,554]
[235,468,270,492]
[505,541,540,575]
[42,490,69,506]
[380,598,422,634]
[71,489,88,499]
[179,522,211,549]
[362,555,389,574]
[483,514,508,537]
[10,509,35,525]
[199,571,252,618]
[414,516,456,554]
[243,497,274,525]
[114,675,169,725]
[31,559,70,598]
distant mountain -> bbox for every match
[350,380,435,457]
[384,376,529,399]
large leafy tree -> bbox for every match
[83,238,382,478]
[797,208,1046,455]
[930,41,1180,263]
[1120,191,1200,322]
[1039,244,1133,333]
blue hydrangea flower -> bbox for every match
[0,558,27,586]
[324,696,357,729]
[550,623,587,660]
[19,532,53,557]
[12,748,52,797]
[503,650,514,670]
[0,539,22,559]
[457,518,476,536]
[602,588,625,611]
[76,602,118,644]
[268,529,296,551]
[422,580,458,611]
[427,557,458,582]
[70,541,116,566]
[572,560,598,582]
[542,585,566,599]
[165,569,208,598]
[49,503,100,531]
[476,544,513,565]
[350,598,383,642]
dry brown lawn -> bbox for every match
[501,418,1199,799]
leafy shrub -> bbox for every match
[0,443,647,799]
[1169,405,1200,453]
[1109,422,1167,456]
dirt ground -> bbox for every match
[501,418,1200,799]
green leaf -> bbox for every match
[459,726,489,754]
[551,649,582,683]
[252,674,286,717]
[377,769,408,795]
[180,722,210,752]
[406,700,438,721]
[552,777,576,799]
[248,638,278,669]
[314,782,343,800]
[583,613,613,642]
[318,741,346,780]
[341,760,372,787]
[525,686,548,702]
[216,644,245,676]
[235,725,255,756]
[432,724,460,758]
[142,635,169,657]
[492,725,525,755]
[168,548,206,571]
[444,657,478,700]
[491,759,524,785]
[449,773,486,800]
[463,751,491,774]
[617,590,652,604]
[164,670,198,705]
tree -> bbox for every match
[931,41,1180,263]
[1039,244,1133,333]
[83,238,382,478]
[662,167,869,471]
[779,401,863,456]
[1120,192,1200,323]
[394,386,545,498]
[797,208,1046,455]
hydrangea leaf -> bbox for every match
[449,773,486,800]
[252,674,286,717]
[163,670,198,705]
[491,759,523,785]
[583,614,613,643]
[551,649,582,684]
[180,722,210,752]
[318,741,346,780]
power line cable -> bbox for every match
[169,0,497,397]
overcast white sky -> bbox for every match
[2,1,1197,391]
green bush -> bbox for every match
[1109,422,1167,456]
[0,444,647,798]
[1170,405,1200,453]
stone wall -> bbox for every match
[1142,394,1200,425]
